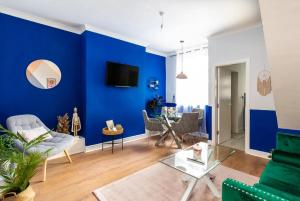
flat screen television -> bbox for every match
[106,61,139,87]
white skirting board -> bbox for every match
[48,132,270,160]
[245,148,271,159]
[85,133,151,153]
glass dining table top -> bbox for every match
[160,143,236,179]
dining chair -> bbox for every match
[192,108,204,128]
[142,110,164,144]
[171,111,207,144]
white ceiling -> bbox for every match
[0,0,261,54]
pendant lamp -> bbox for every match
[176,40,188,79]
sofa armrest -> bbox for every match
[222,178,288,201]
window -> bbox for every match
[176,48,208,111]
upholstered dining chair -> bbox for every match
[6,114,74,181]
[192,108,204,128]
[142,110,164,144]
[171,112,207,143]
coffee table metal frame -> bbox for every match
[160,145,235,201]
[155,115,182,149]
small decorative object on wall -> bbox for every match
[47,78,57,89]
[148,80,159,90]
[56,113,70,134]
[71,107,81,136]
[26,59,61,89]
[257,69,272,96]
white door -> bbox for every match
[217,68,232,144]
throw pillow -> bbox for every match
[18,127,53,142]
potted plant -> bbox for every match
[0,125,49,201]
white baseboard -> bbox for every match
[245,148,270,159]
[85,133,151,153]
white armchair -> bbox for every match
[6,114,74,181]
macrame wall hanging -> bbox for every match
[257,68,272,96]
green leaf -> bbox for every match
[0,124,48,194]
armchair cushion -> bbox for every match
[6,114,74,157]
[18,126,53,142]
[259,160,300,197]
[14,131,73,157]
[272,149,300,168]
[277,132,300,154]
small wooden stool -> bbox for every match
[102,127,124,153]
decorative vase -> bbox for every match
[3,185,35,201]
[193,144,202,160]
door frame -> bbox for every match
[212,58,250,153]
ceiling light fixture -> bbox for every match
[176,40,188,79]
[159,11,164,30]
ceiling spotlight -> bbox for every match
[159,11,164,30]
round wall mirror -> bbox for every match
[26,59,61,89]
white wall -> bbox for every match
[166,56,177,102]
[259,0,300,130]
[208,25,275,110]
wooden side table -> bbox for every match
[102,127,124,153]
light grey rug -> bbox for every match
[93,163,258,201]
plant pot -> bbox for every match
[3,185,35,201]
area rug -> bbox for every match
[93,163,258,201]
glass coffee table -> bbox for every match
[160,143,235,201]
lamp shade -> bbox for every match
[176,72,188,79]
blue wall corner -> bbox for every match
[0,13,84,129]
[250,109,278,152]
[0,14,166,146]
[82,31,166,145]
[205,105,212,140]
[205,106,280,152]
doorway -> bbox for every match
[216,63,246,151]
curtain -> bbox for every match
[176,49,208,112]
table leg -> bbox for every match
[122,134,124,150]
[170,129,182,149]
[203,175,221,198]
[180,176,197,201]
[155,130,169,146]
[112,135,114,154]
[102,135,104,151]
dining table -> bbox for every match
[155,115,182,149]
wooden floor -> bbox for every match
[31,136,268,201]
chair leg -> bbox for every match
[43,159,47,182]
[64,150,72,163]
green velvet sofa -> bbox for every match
[222,132,300,201]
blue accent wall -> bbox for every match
[250,109,278,152]
[0,13,83,129]
[205,105,212,140]
[0,14,166,146]
[205,106,280,152]
[82,31,166,145]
